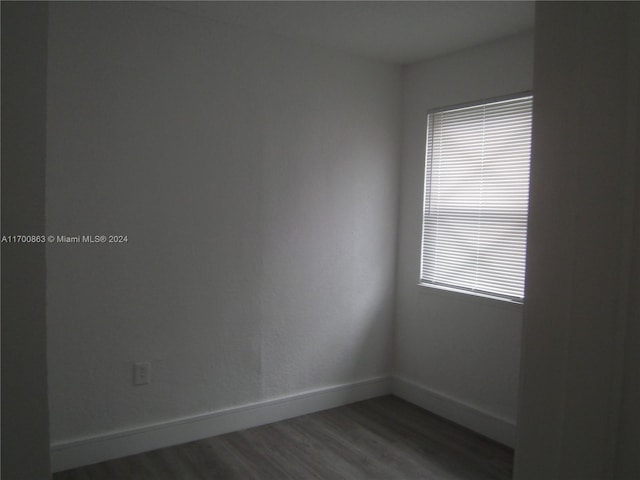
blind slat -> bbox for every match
[421,95,533,301]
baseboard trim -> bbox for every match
[391,375,516,447]
[50,376,391,472]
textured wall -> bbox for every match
[46,2,399,443]
[394,33,534,430]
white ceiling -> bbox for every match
[159,1,535,64]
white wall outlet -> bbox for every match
[133,362,151,386]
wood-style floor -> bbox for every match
[53,395,513,480]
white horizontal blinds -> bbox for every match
[421,95,533,301]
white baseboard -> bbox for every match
[50,376,391,472]
[391,375,516,447]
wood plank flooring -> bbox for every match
[53,395,513,480]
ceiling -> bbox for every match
[160,1,535,65]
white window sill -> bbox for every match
[417,282,524,311]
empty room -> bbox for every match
[2,1,638,479]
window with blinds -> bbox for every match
[420,94,533,302]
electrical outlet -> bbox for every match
[133,362,151,386]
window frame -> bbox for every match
[419,92,533,304]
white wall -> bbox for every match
[393,32,534,446]
[515,3,640,479]
[46,2,399,467]
[615,8,640,478]
[1,3,51,478]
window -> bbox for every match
[420,94,533,302]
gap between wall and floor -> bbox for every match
[50,375,516,473]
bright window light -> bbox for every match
[420,94,533,302]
